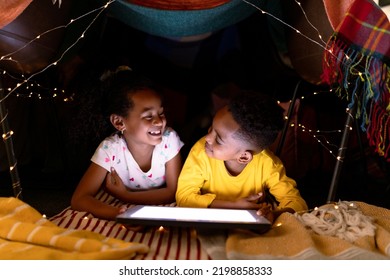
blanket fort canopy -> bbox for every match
[322,0,390,161]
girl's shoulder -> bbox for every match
[97,133,124,149]
[162,127,181,141]
[159,127,184,151]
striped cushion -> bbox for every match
[50,189,211,260]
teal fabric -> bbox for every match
[103,0,259,37]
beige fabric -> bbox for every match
[199,202,390,259]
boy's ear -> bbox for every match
[110,114,125,131]
[237,150,253,164]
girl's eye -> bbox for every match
[159,112,165,117]
[144,116,153,120]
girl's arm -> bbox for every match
[71,162,122,220]
[105,153,182,205]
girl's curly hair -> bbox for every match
[68,68,157,146]
[228,90,284,151]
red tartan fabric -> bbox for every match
[337,0,390,59]
[322,0,390,161]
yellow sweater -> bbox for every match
[176,137,308,212]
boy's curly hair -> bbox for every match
[228,90,284,151]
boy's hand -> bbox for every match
[256,202,274,224]
[233,193,263,209]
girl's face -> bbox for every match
[204,106,246,161]
[122,89,166,146]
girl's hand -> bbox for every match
[118,204,128,214]
[105,167,127,197]
[117,205,144,231]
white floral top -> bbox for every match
[91,127,184,190]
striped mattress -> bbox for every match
[49,189,211,260]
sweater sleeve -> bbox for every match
[263,153,308,212]
[176,139,216,208]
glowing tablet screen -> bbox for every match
[116,205,271,231]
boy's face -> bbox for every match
[204,106,247,161]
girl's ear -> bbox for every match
[110,114,125,132]
[237,150,253,164]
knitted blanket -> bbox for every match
[198,201,390,259]
[0,197,148,259]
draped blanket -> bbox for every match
[322,0,390,161]
[0,197,149,260]
[199,201,390,259]
[0,0,32,29]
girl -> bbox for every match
[71,67,184,220]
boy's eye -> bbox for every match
[144,116,153,120]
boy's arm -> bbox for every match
[265,161,308,213]
[176,143,216,208]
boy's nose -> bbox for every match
[204,132,212,144]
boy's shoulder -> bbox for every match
[255,148,283,165]
[188,137,207,156]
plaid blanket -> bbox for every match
[322,0,390,161]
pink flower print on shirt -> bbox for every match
[165,144,168,149]
[148,174,153,178]
[105,157,110,163]
[129,177,134,181]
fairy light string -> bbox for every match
[0,0,115,200]
[0,0,115,103]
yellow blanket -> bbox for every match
[0,197,149,259]
[199,202,390,259]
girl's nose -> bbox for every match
[153,115,164,126]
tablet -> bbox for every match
[116,205,271,232]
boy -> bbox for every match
[176,90,308,223]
